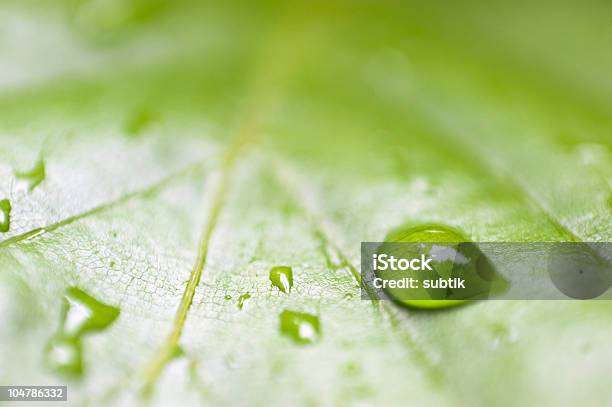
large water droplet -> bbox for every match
[46,287,120,378]
[279,310,321,345]
[269,266,293,294]
[379,224,507,309]
[15,160,46,191]
[238,293,251,310]
[0,199,11,233]
[386,224,465,243]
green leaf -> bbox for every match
[0,1,611,406]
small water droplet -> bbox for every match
[15,160,46,191]
[269,266,293,293]
[109,261,116,268]
[279,310,321,345]
[379,224,507,309]
[224,294,232,300]
[238,293,251,310]
[344,293,354,300]
[45,287,120,378]
[45,337,83,377]
[0,199,11,233]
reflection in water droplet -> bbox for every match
[0,199,11,233]
[386,224,465,244]
[380,224,507,309]
[64,297,93,336]
[279,310,321,345]
[269,266,293,294]
[224,294,232,301]
[238,293,251,310]
[344,293,354,300]
[15,160,46,191]
[45,287,120,378]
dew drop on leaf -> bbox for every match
[45,337,83,377]
[62,287,120,336]
[237,293,251,310]
[269,266,293,294]
[385,224,467,244]
[224,294,232,300]
[15,159,46,191]
[0,199,12,233]
[45,287,120,378]
[380,224,507,309]
[279,310,321,345]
